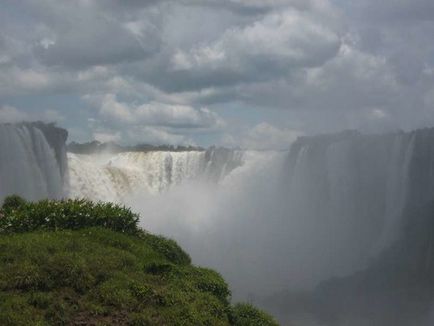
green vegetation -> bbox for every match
[0,198,139,235]
[0,196,278,325]
[230,304,280,326]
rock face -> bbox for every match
[0,122,68,202]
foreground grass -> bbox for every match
[0,197,278,325]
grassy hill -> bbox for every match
[0,196,278,326]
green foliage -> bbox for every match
[191,267,232,304]
[0,198,277,325]
[0,294,45,326]
[230,303,279,326]
[0,228,231,325]
[1,194,26,211]
[0,227,275,325]
[143,260,176,275]
[0,197,139,235]
[139,232,191,265]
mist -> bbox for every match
[129,151,291,298]
[125,149,372,300]
[4,121,434,325]
[66,129,434,326]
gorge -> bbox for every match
[2,122,434,325]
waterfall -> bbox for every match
[66,129,431,294]
[283,130,420,274]
[4,121,434,304]
[68,148,244,202]
[0,123,68,202]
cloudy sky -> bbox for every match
[1,0,434,148]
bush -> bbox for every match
[0,197,139,235]
[192,267,231,304]
[139,232,191,265]
[1,195,26,211]
[143,261,176,275]
[230,303,279,326]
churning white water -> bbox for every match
[68,149,244,202]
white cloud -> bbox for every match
[370,109,388,120]
[9,68,51,90]
[1,0,434,143]
[171,9,341,80]
[0,106,28,123]
[194,42,398,113]
[296,43,399,108]
[136,102,225,128]
[92,94,225,129]
[126,126,192,145]
[224,122,300,150]
[99,94,134,123]
[29,1,161,69]
[0,62,128,98]
[40,38,55,49]
[0,106,66,124]
[40,109,65,122]
[93,131,122,143]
